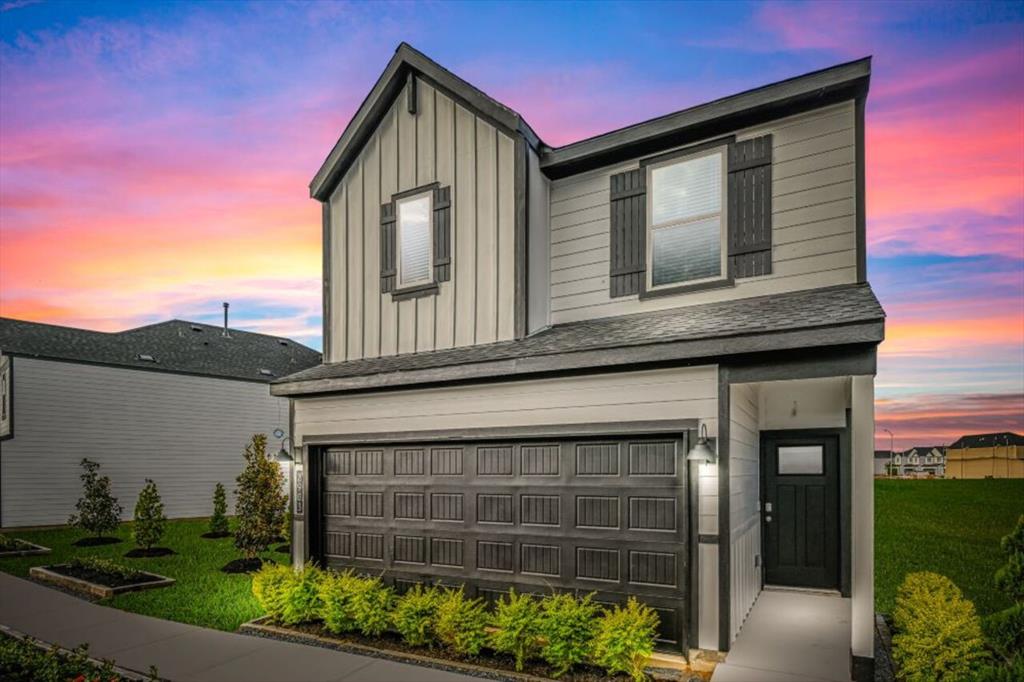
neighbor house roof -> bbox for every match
[0,318,321,383]
[874,450,896,458]
[273,282,884,396]
[310,43,871,198]
[948,432,1024,449]
[904,446,945,454]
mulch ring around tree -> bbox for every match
[124,547,176,558]
[72,536,122,547]
[201,531,232,539]
[221,557,267,574]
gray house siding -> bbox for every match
[1,357,289,528]
[728,382,761,643]
[547,101,858,324]
[327,78,517,363]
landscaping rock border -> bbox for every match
[0,540,52,558]
[239,617,699,682]
[29,565,175,600]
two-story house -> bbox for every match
[272,44,883,679]
[899,446,945,478]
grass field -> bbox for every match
[875,478,1024,617]
[0,518,286,631]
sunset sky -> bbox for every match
[1,1,1022,449]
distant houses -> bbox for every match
[945,432,1024,479]
[874,432,1024,479]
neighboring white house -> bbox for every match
[874,450,895,477]
[271,44,882,679]
[0,317,320,527]
[899,446,945,478]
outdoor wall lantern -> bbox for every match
[686,423,717,464]
[274,436,294,463]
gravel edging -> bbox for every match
[874,614,896,682]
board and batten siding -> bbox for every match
[0,357,288,528]
[294,366,717,443]
[327,79,516,363]
[546,100,858,324]
[728,382,761,643]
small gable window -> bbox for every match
[397,191,433,288]
[648,148,726,288]
[380,184,451,299]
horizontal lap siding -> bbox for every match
[548,101,858,324]
[1,358,286,527]
[728,383,761,642]
[294,366,717,443]
[327,80,515,362]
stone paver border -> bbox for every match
[0,540,52,558]
[29,565,175,599]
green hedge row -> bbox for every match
[253,563,659,681]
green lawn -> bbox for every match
[0,518,287,631]
[875,478,1024,617]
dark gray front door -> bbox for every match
[761,433,839,589]
[313,436,687,648]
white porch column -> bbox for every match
[850,375,874,660]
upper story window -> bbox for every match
[397,191,433,288]
[647,148,727,289]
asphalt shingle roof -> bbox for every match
[277,282,884,386]
[0,318,321,382]
[949,432,1024,449]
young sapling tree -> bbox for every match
[68,458,123,543]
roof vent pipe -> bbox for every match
[222,302,230,338]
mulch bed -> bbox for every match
[241,618,696,681]
[72,536,122,547]
[48,563,161,589]
[201,531,232,539]
[0,539,51,558]
[221,557,266,574]
[124,547,176,558]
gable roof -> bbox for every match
[0,317,321,383]
[904,446,945,454]
[272,282,883,396]
[949,432,1024,449]
[310,43,871,197]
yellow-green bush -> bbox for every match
[279,564,325,625]
[348,576,394,637]
[435,587,489,657]
[591,598,660,682]
[538,592,599,677]
[392,584,442,647]
[893,572,989,681]
[317,570,361,634]
[489,589,542,671]
[251,562,293,623]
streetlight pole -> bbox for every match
[883,428,895,478]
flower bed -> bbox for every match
[243,563,703,682]
[0,534,51,558]
[0,628,158,682]
[30,557,174,599]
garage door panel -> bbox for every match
[318,436,688,649]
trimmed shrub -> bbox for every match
[252,562,293,622]
[592,597,660,682]
[349,576,395,637]
[435,587,489,657]
[974,657,1024,682]
[280,564,325,625]
[392,584,442,647]
[985,603,1024,663]
[234,434,287,559]
[68,458,122,539]
[892,572,989,680]
[489,589,542,671]
[538,592,599,677]
[132,479,166,550]
[318,570,362,634]
[995,515,1024,604]
[209,483,230,535]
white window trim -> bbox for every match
[396,189,434,289]
[645,146,729,292]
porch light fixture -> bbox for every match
[686,424,717,463]
[274,436,294,463]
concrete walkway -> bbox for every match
[0,572,473,681]
[711,588,852,682]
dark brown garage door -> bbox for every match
[312,435,688,647]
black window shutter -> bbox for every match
[432,185,451,283]
[727,134,773,278]
[380,201,396,293]
[609,168,646,297]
